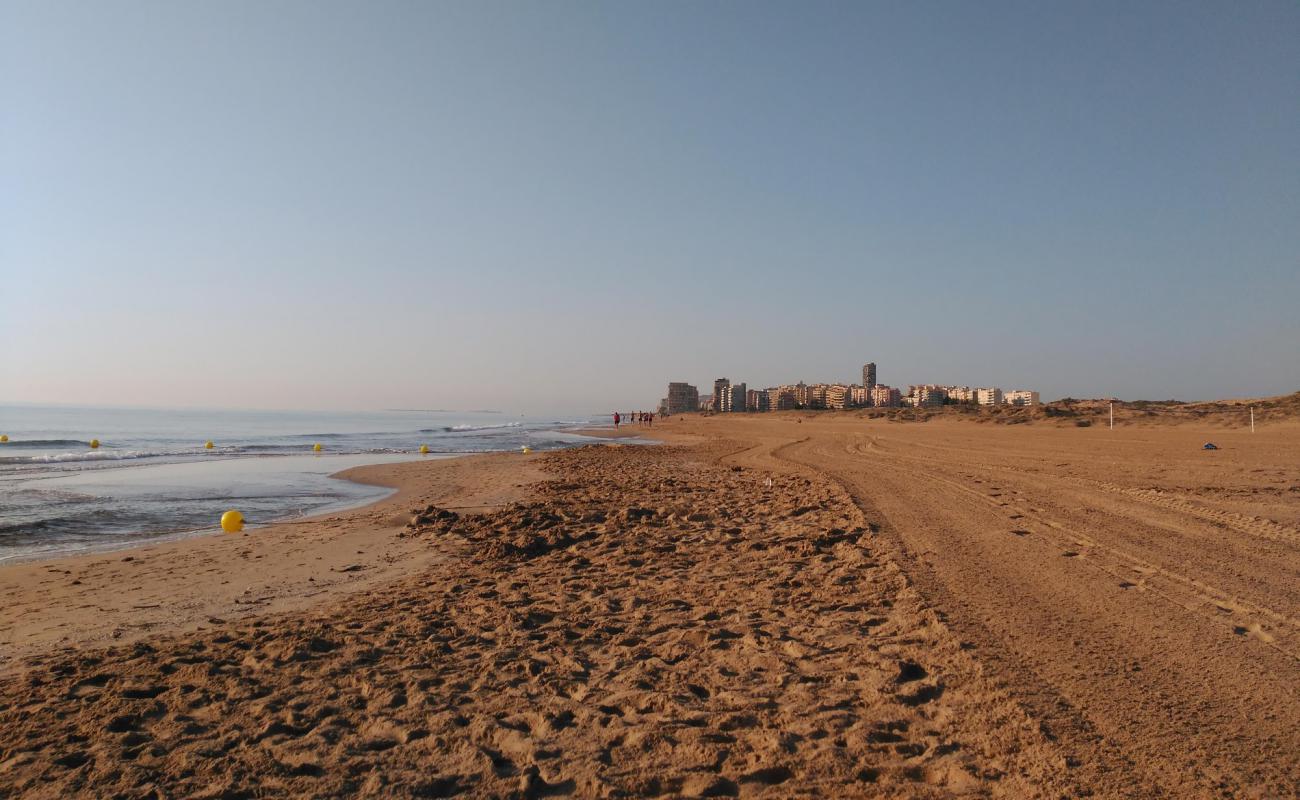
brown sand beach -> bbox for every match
[2,413,1299,797]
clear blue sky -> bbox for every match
[3,1,1297,413]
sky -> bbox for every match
[2,1,1297,414]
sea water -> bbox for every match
[0,405,614,562]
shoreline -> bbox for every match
[0,449,553,674]
[0,451,431,568]
[0,428,661,672]
[0,427,651,568]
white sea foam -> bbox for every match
[5,450,164,464]
[0,404,592,561]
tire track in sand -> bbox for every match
[767,426,1300,799]
[841,437,1300,660]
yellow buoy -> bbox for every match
[313,443,323,452]
[521,446,532,454]
[419,444,429,454]
[204,440,214,449]
[220,509,244,533]
[89,439,100,449]
[0,434,8,443]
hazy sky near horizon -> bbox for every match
[3,1,1297,414]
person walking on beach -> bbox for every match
[613,412,621,429]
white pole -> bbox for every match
[1109,401,1114,431]
[1251,406,1255,433]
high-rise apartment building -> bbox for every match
[862,363,877,391]
[665,382,699,414]
[746,389,768,412]
[976,387,1004,406]
[713,379,731,412]
[731,382,747,412]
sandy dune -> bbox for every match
[1,415,1298,797]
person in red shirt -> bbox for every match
[613,412,621,429]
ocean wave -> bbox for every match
[287,432,360,440]
[0,439,90,447]
[0,450,164,464]
[422,422,524,433]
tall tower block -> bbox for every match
[862,362,877,390]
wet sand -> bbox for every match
[1,415,1298,797]
[0,453,550,673]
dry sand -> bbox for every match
[1,415,1298,797]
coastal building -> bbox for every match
[794,382,809,408]
[976,387,1004,406]
[871,385,901,407]
[826,384,851,410]
[1005,389,1040,406]
[946,386,977,403]
[713,379,731,412]
[850,385,870,407]
[665,382,699,415]
[915,385,948,407]
[862,363,877,391]
[716,382,746,413]
[806,383,829,409]
[747,389,768,412]
[769,387,797,411]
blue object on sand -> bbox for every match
[1202,442,1218,450]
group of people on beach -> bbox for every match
[613,411,654,429]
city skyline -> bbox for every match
[658,363,1039,414]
